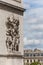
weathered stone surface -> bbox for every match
[0,0,24,65]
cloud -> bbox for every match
[29,8,43,17]
[24,37,28,45]
[30,0,43,6]
[24,37,41,45]
[30,24,43,30]
[28,18,37,24]
[23,0,43,49]
[24,3,30,9]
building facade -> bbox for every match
[0,0,25,65]
[24,49,43,65]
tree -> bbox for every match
[30,62,41,65]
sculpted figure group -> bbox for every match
[6,15,20,52]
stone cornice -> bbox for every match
[13,0,21,3]
[24,56,43,59]
[0,0,25,12]
[0,54,24,58]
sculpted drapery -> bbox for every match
[6,15,20,53]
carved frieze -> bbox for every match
[6,15,20,53]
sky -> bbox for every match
[23,0,43,50]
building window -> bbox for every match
[24,53,29,57]
[27,60,29,62]
[27,54,29,56]
[34,60,35,62]
[38,59,40,62]
[30,60,32,63]
[37,53,40,56]
[41,53,43,56]
[30,54,32,56]
[33,54,35,56]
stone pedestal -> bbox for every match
[0,0,25,65]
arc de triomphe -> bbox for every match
[0,0,25,65]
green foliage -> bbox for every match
[30,62,41,65]
[24,62,41,65]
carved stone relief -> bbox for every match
[6,15,20,53]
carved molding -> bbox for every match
[0,54,24,58]
[0,1,25,12]
[6,15,20,53]
[13,0,21,3]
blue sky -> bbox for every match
[23,0,43,50]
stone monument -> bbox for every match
[0,0,25,65]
